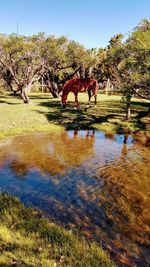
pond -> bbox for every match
[0,130,149,267]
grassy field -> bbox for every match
[0,92,149,139]
[0,194,116,267]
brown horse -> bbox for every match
[61,77,98,108]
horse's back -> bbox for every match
[63,77,83,93]
[63,77,98,95]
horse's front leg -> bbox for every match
[74,93,79,108]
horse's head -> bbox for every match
[61,92,67,108]
[61,79,73,108]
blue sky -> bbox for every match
[0,0,149,48]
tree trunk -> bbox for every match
[20,81,33,103]
[13,91,17,96]
[126,102,131,120]
[47,81,60,98]
[41,76,44,93]
[148,105,150,116]
[79,63,85,79]
[20,88,29,103]
[106,78,110,95]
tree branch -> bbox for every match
[132,87,150,100]
[0,59,20,85]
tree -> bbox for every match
[66,41,98,78]
[94,19,150,119]
[119,19,150,118]
[41,40,98,95]
[0,34,44,103]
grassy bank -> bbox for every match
[0,193,116,267]
[0,92,149,139]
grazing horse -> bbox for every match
[61,77,98,108]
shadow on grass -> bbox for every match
[0,93,23,104]
[0,99,23,105]
[133,119,147,131]
[0,93,53,104]
[30,94,54,100]
[0,95,7,99]
[0,264,14,267]
[35,99,124,130]
[132,100,150,109]
[135,110,149,120]
[0,101,22,105]
[36,97,150,132]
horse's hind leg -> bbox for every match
[88,89,91,104]
[94,94,97,105]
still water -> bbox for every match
[0,130,149,266]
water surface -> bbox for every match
[0,130,149,266]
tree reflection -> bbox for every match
[0,132,149,266]
[10,161,28,177]
[0,130,95,177]
[96,142,150,265]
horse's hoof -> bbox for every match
[62,104,66,108]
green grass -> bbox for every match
[0,92,149,139]
[0,94,64,139]
[0,193,116,267]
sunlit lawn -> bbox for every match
[0,92,149,138]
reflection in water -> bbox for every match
[0,130,150,267]
[0,130,95,177]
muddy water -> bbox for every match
[0,130,149,266]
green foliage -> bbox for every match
[95,19,150,99]
[93,19,150,120]
[109,33,123,47]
